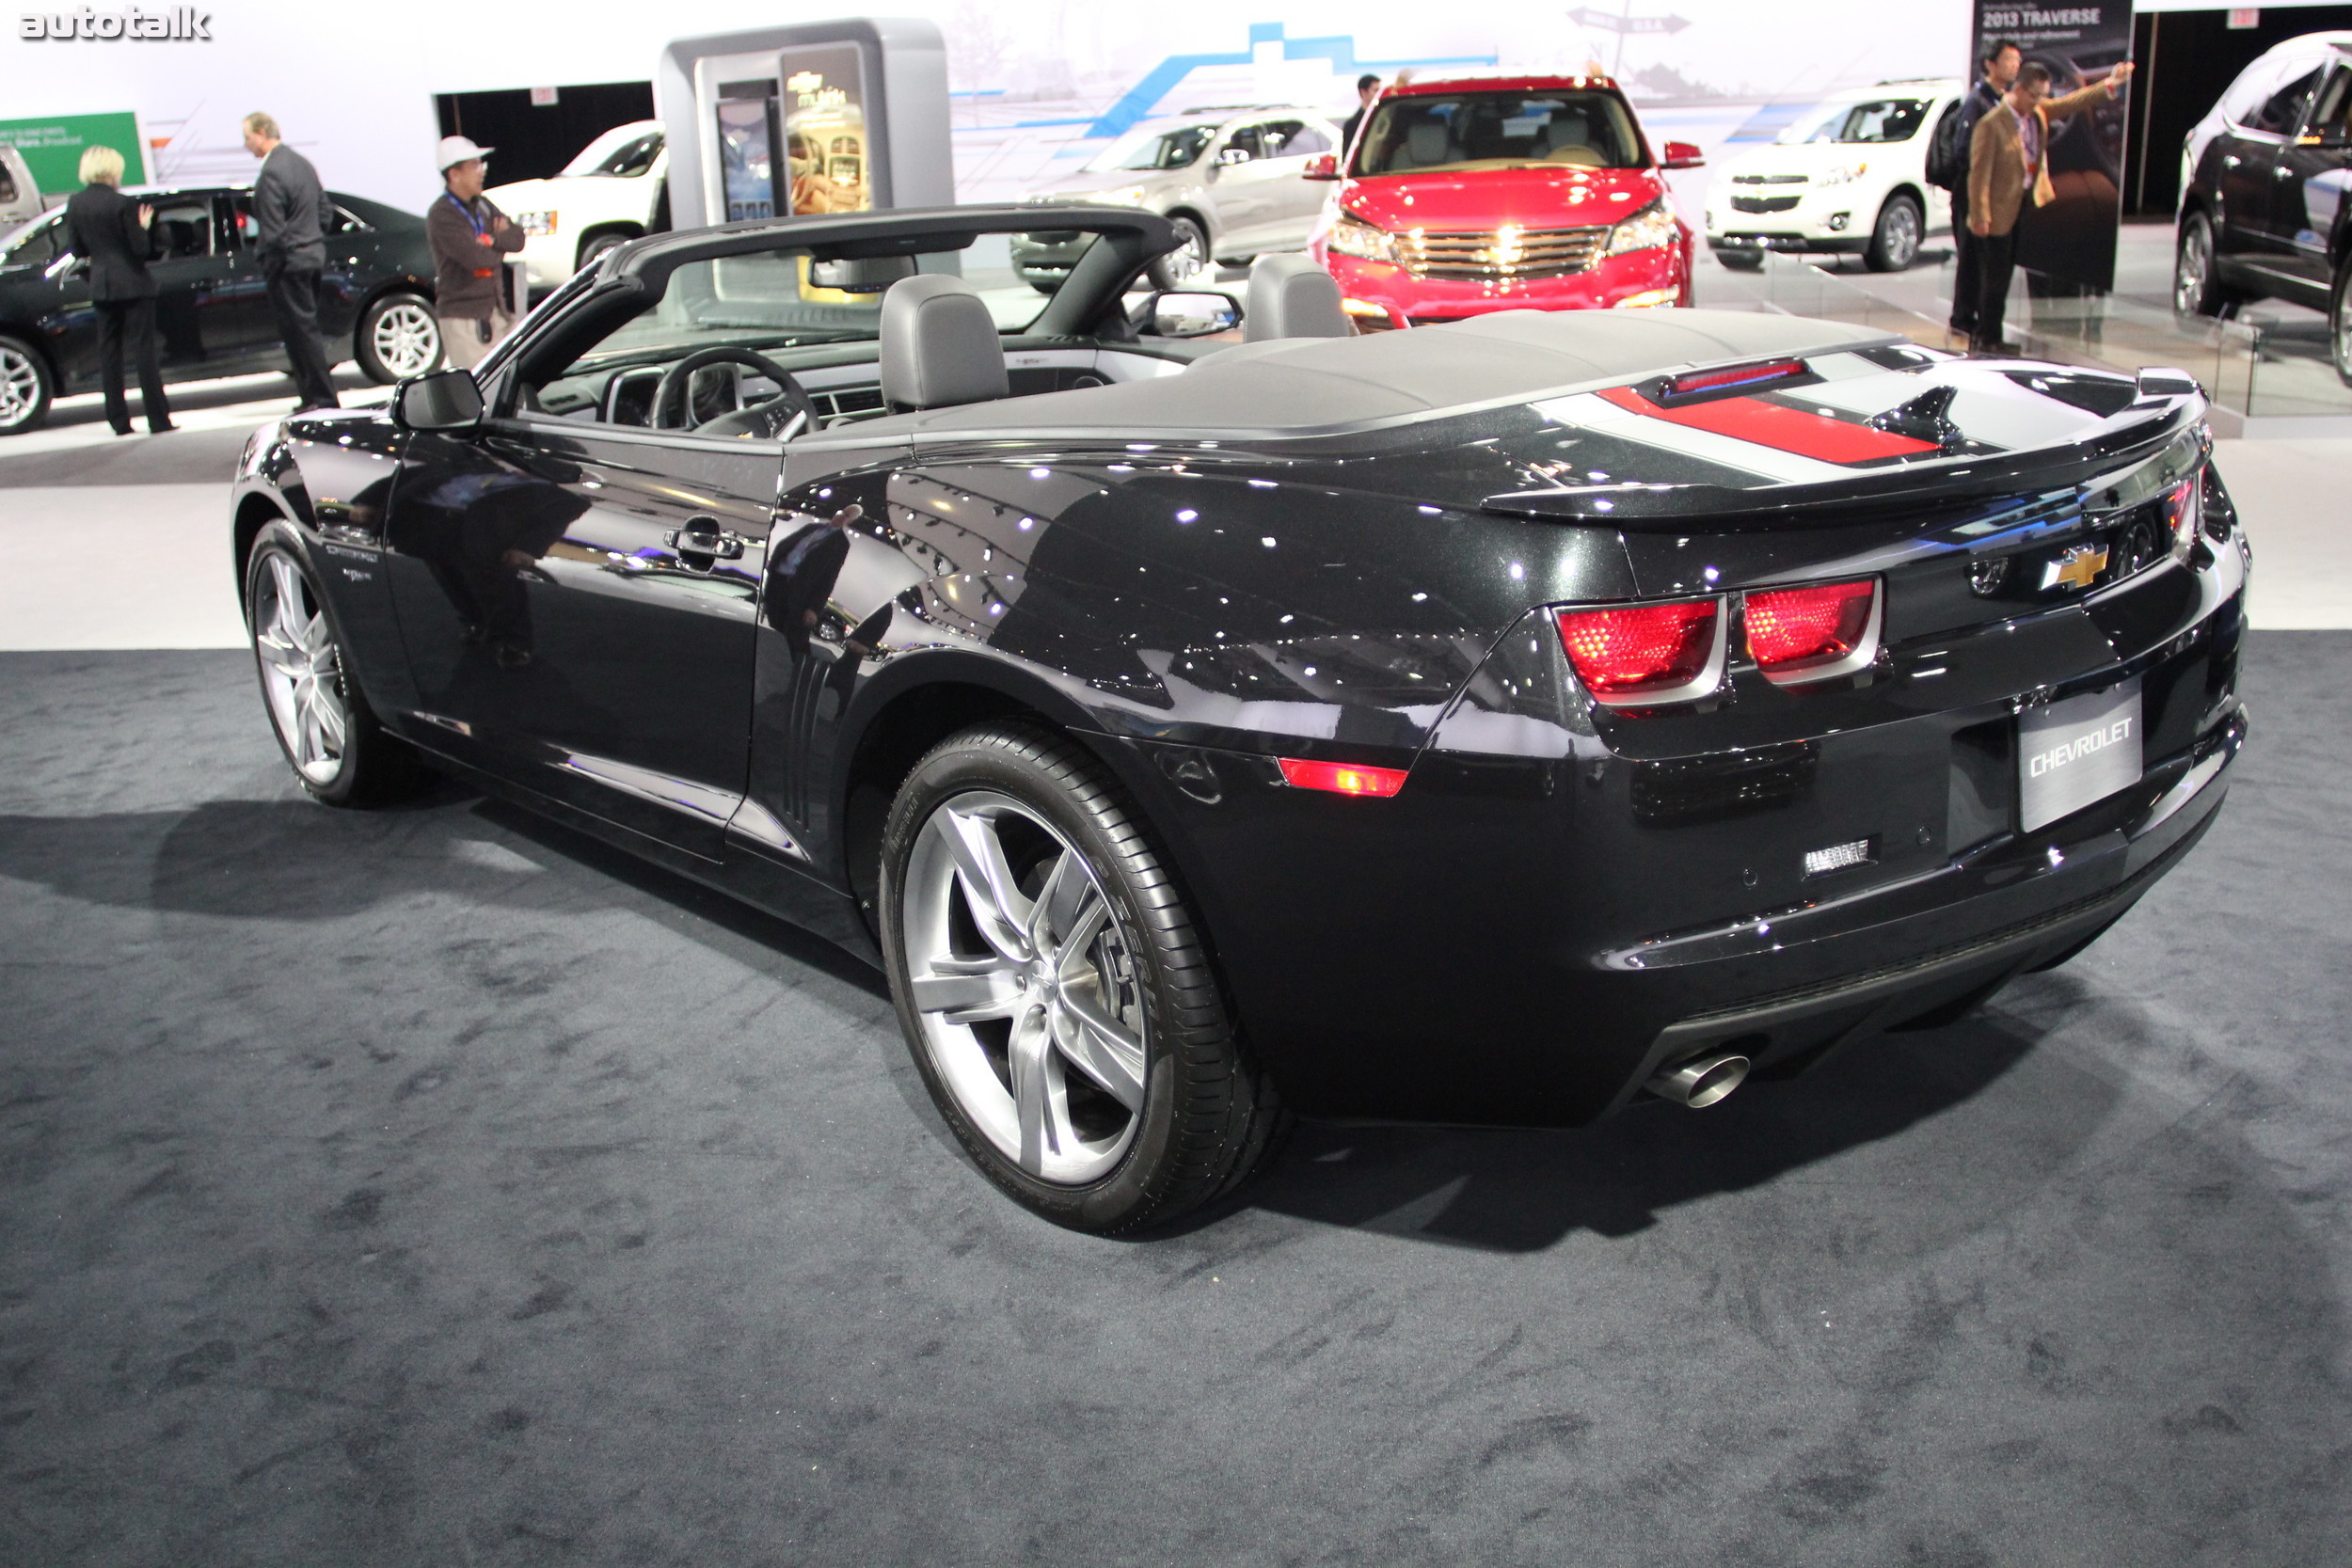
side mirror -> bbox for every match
[393,368,485,434]
[1145,290,1242,339]
[1303,153,1340,182]
[1661,140,1706,170]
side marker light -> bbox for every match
[1278,757,1409,798]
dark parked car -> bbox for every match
[0,183,441,434]
[2175,31,2352,381]
[229,203,2248,1232]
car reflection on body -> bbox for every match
[229,200,2247,1233]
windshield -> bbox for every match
[1775,98,1931,145]
[1085,124,1214,173]
[560,124,666,179]
[1353,90,1645,176]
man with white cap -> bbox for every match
[426,135,525,371]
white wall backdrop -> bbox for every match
[2,1,1972,213]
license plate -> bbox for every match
[2018,677,2142,832]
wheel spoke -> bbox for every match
[1027,847,1093,955]
[308,684,347,752]
[910,956,1024,1023]
[254,628,304,671]
[1051,990,1146,1111]
[298,706,326,770]
[268,556,305,643]
[1009,1005,1058,1174]
[936,806,1034,962]
[1055,895,1110,989]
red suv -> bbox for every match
[1306,74,1700,328]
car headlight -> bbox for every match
[515,211,556,236]
[1605,200,1680,258]
[1091,185,1149,207]
[1815,163,1867,187]
[1326,211,1399,263]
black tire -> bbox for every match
[2174,211,2243,321]
[576,230,633,272]
[244,524,427,806]
[879,721,1286,1232]
[354,292,441,384]
[0,332,55,436]
[1864,193,1923,272]
[2330,257,2352,389]
[1714,248,1764,272]
[1147,214,1215,292]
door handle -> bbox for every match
[664,518,746,561]
[2275,166,2296,178]
[2221,154,2242,169]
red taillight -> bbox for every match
[1278,757,1409,798]
[1743,578,1878,677]
[1666,358,1807,398]
[1555,597,1721,701]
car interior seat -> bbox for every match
[1244,254,1350,342]
[1404,120,1453,169]
[878,274,1009,412]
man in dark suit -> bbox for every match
[64,144,173,436]
[243,111,340,411]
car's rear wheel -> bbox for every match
[0,334,54,436]
[880,721,1285,1232]
[2174,212,2241,320]
[2330,257,2352,388]
[576,230,633,272]
[1865,193,1922,272]
[245,526,425,806]
[1147,215,1215,292]
[356,293,440,384]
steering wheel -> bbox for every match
[650,346,820,439]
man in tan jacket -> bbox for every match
[1965,57,2133,355]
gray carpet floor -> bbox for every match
[2,638,2346,1566]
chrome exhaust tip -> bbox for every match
[1646,1050,1751,1109]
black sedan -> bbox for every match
[0,184,440,434]
[227,203,2249,1232]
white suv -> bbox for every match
[1703,79,1963,273]
[487,121,669,293]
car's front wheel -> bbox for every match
[1865,193,1922,272]
[2174,211,2240,320]
[356,292,441,384]
[576,230,633,272]
[245,526,424,805]
[2331,257,2352,388]
[880,721,1285,1232]
[1147,215,1215,292]
[0,334,54,436]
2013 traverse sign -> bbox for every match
[18,7,211,38]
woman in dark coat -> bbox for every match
[63,145,174,436]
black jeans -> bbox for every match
[95,295,170,433]
[1973,228,2019,353]
[263,264,340,409]
[1948,184,1979,334]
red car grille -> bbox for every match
[1398,224,1610,282]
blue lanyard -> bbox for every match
[443,192,487,239]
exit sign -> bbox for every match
[2227,8,2258,27]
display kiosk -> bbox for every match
[655,19,952,230]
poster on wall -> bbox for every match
[0,112,145,197]
[1975,3,2134,292]
[777,42,871,214]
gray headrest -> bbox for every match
[1245,254,1350,342]
[879,275,1009,411]
[1406,120,1450,167]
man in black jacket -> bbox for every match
[1944,40,2019,347]
[243,112,340,411]
[64,144,173,435]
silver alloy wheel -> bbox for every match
[251,553,350,785]
[1879,199,1920,268]
[2176,220,2212,317]
[0,343,41,430]
[2336,283,2352,382]
[1165,221,1213,287]
[902,790,1148,1185]
[372,300,441,378]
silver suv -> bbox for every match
[1012,106,1343,292]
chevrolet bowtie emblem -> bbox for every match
[2042,543,2109,592]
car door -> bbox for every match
[1257,119,1336,248]
[2268,61,2352,294]
[135,192,250,371]
[208,193,282,359]
[1203,123,1280,253]
[2217,63,2319,271]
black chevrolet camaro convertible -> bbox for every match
[228,204,2248,1231]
